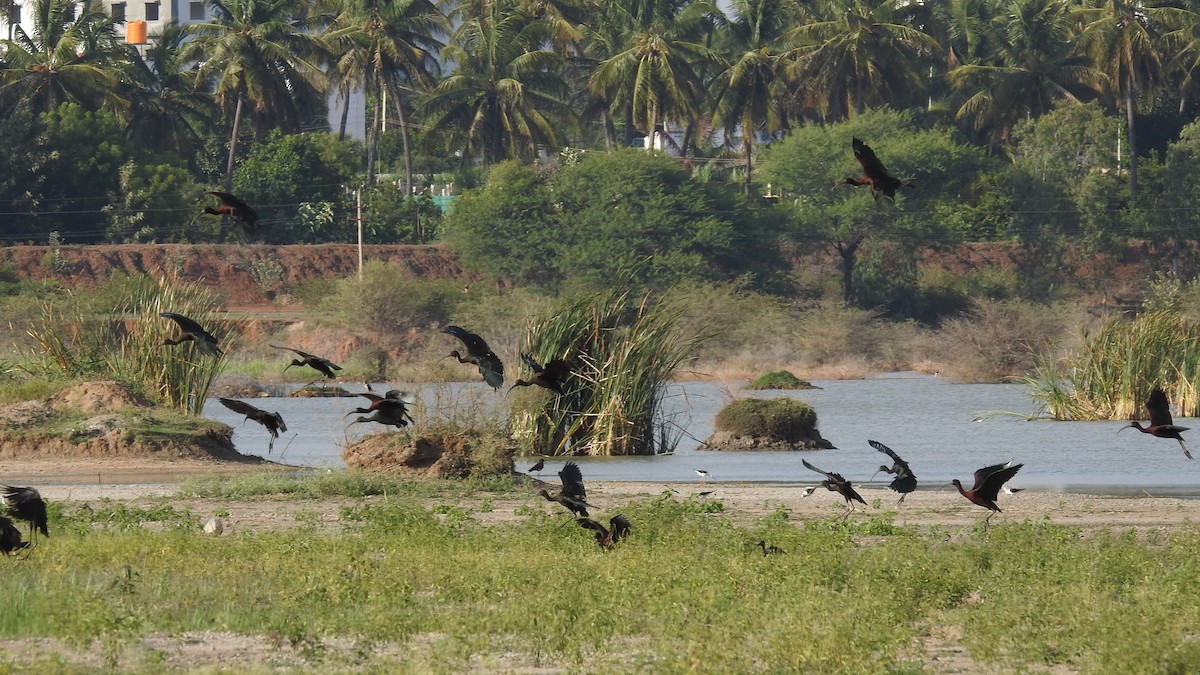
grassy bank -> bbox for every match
[2,480,1198,672]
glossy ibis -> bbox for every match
[271,345,342,381]
[442,326,504,390]
[218,397,287,453]
[576,514,631,549]
[802,459,867,518]
[539,461,593,517]
[510,354,572,395]
[1122,388,1192,459]
[951,461,1023,524]
[204,191,258,228]
[845,138,913,200]
[0,515,28,555]
[2,486,48,542]
[527,458,545,474]
[868,439,918,504]
[756,540,784,556]
[161,312,221,355]
[345,392,414,429]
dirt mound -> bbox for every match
[51,381,152,413]
[0,425,259,463]
[343,431,514,478]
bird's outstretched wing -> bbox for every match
[973,462,1022,501]
[576,517,606,535]
[559,461,587,501]
[868,439,901,462]
[218,397,266,417]
[520,353,544,373]
[1147,388,1175,427]
[477,354,505,390]
[852,138,890,181]
[2,486,41,508]
[271,344,316,359]
[161,312,209,336]
[801,458,830,479]
[443,326,495,355]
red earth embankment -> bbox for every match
[0,244,470,306]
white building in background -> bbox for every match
[1,0,367,141]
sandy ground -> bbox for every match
[10,456,1200,534]
[4,457,1200,674]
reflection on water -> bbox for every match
[202,374,1200,492]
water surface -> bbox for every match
[202,374,1200,494]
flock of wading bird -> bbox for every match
[8,146,1190,551]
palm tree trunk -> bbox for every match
[602,109,616,151]
[489,93,503,163]
[221,90,245,242]
[1125,76,1138,196]
[366,90,381,186]
[623,103,635,147]
[392,86,414,197]
[743,135,753,196]
[337,86,350,141]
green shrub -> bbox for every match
[745,370,817,390]
[321,261,464,336]
[714,398,818,442]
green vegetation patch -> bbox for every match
[715,397,818,441]
[4,496,1200,673]
[744,370,819,390]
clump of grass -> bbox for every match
[744,370,817,390]
[1025,311,1200,419]
[23,278,234,414]
[511,285,706,456]
[713,398,820,443]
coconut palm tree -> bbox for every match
[949,0,1106,145]
[330,0,445,189]
[181,0,331,232]
[588,0,720,152]
[0,0,128,117]
[1162,3,1200,113]
[119,20,217,156]
[422,0,573,164]
[711,0,802,194]
[1074,0,1173,196]
[785,0,938,120]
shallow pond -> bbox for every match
[202,373,1200,494]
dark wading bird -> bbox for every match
[161,312,221,355]
[203,191,258,228]
[802,459,867,518]
[442,326,504,390]
[539,461,594,517]
[527,458,545,474]
[218,398,287,453]
[756,540,784,556]
[510,354,572,395]
[950,461,1024,524]
[0,515,28,555]
[271,345,342,381]
[2,486,48,543]
[345,391,414,429]
[868,440,918,504]
[576,514,631,549]
[1121,388,1192,459]
[845,137,913,201]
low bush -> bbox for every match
[714,397,818,443]
[745,370,817,390]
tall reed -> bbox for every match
[25,278,233,414]
[1025,311,1200,420]
[511,287,704,456]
